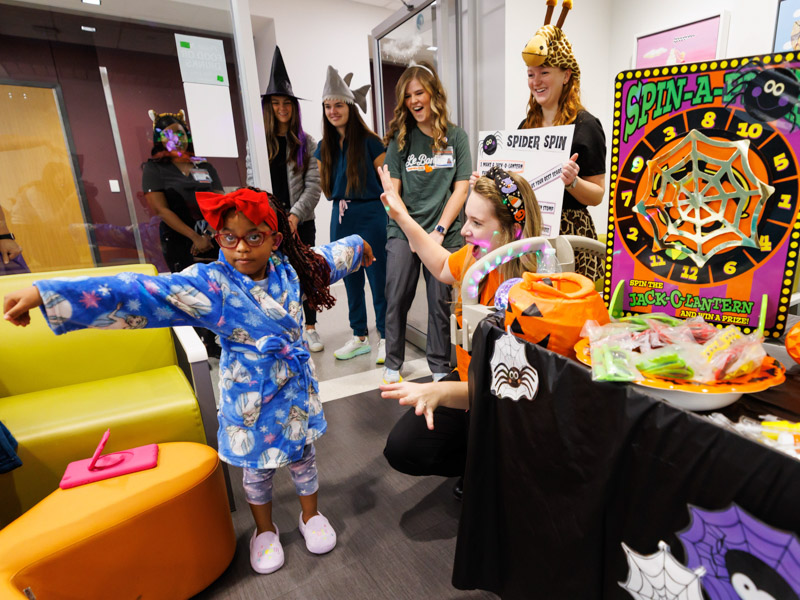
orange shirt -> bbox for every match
[448,245,503,380]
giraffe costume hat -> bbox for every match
[521,0,580,80]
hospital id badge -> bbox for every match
[191,169,212,183]
[432,147,454,168]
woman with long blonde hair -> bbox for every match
[381,61,472,384]
[520,3,606,280]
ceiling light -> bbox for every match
[81,25,96,32]
[82,0,101,4]
[427,46,438,51]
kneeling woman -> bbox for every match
[378,164,542,483]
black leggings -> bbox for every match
[383,371,468,478]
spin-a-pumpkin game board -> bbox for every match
[605,52,800,338]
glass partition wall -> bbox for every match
[370,0,460,351]
[0,0,253,275]
[371,0,462,137]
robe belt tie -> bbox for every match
[255,336,311,374]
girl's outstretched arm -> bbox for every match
[313,235,373,285]
[5,266,223,336]
[378,165,455,285]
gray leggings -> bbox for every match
[242,444,318,505]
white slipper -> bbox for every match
[249,525,284,574]
[298,512,337,554]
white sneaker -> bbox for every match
[334,336,371,360]
[382,367,403,384]
[304,329,324,352]
[376,339,386,364]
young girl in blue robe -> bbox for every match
[3,187,374,575]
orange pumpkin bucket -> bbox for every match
[504,272,610,358]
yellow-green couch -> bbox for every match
[0,264,228,527]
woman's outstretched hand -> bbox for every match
[3,285,43,327]
[378,165,409,221]
[380,380,442,430]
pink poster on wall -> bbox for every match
[635,15,728,69]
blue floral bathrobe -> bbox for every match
[34,235,364,469]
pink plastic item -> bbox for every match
[59,429,159,490]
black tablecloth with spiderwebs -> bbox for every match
[452,318,800,599]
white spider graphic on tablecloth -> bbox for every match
[490,329,539,402]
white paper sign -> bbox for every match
[175,34,228,86]
[477,125,575,237]
[183,82,238,158]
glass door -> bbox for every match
[0,83,96,273]
[0,0,252,275]
[371,0,462,137]
[370,0,463,351]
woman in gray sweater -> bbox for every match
[261,47,324,351]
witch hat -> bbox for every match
[262,46,304,100]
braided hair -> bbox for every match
[253,188,335,312]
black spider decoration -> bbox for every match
[491,362,538,400]
[480,131,503,156]
[724,59,800,131]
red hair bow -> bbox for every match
[196,189,278,233]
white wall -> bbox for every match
[249,0,393,244]
[609,0,781,74]
[477,0,506,132]
[504,0,613,230]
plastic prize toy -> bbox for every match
[576,334,785,410]
[493,277,523,312]
[574,295,785,410]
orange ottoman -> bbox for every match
[0,442,235,599]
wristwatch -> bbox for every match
[566,178,579,190]
[434,224,446,235]
[0,233,14,240]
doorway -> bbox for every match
[370,0,464,352]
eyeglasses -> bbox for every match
[214,231,273,249]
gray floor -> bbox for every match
[194,385,495,600]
